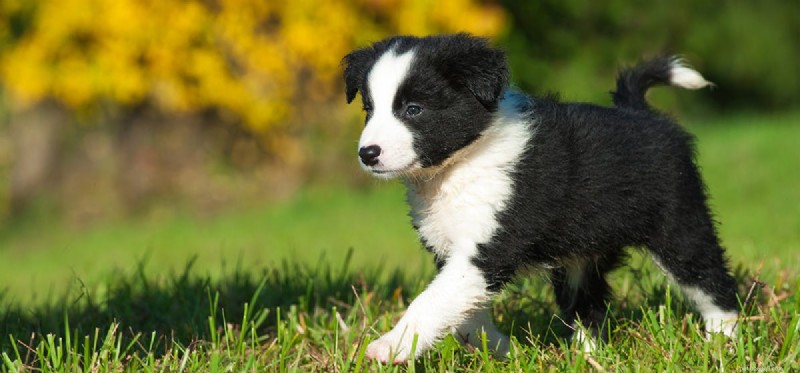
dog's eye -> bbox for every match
[405,105,422,117]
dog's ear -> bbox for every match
[342,48,378,104]
[441,34,509,110]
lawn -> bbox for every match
[1,112,798,371]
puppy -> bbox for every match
[342,33,738,363]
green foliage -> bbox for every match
[0,0,508,221]
[501,0,800,111]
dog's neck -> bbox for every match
[401,94,534,257]
[403,91,533,195]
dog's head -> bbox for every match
[342,33,509,179]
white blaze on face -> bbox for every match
[358,49,418,177]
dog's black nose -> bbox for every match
[359,145,382,166]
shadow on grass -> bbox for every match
[1,249,758,358]
[0,249,419,356]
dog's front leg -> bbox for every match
[365,254,491,363]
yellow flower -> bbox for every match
[1,0,505,139]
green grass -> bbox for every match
[1,112,799,371]
[0,186,425,304]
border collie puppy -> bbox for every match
[342,33,739,363]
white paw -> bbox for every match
[365,327,421,364]
[365,336,408,364]
[573,328,597,353]
[704,311,738,338]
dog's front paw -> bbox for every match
[365,327,422,364]
[365,336,408,364]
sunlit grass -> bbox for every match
[1,256,797,371]
[0,186,425,304]
[692,112,800,262]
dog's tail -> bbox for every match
[612,56,713,111]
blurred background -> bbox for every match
[1,0,798,302]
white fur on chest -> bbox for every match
[404,99,533,259]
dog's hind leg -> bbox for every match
[551,252,624,352]
[453,305,510,358]
[648,243,739,336]
[647,202,740,336]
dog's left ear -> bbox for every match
[342,48,378,104]
[443,34,509,110]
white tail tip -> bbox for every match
[669,58,714,90]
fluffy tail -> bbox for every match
[612,56,713,111]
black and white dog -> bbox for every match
[342,33,739,363]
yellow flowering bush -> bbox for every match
[1,0,505,136]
